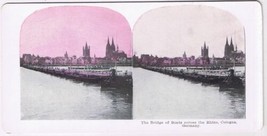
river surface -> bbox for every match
[21,67,132,120]
[133,67,245,119]
[21,66,245,120]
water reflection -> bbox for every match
[220,90,246,118]
[100,89,132,119]
[101,88,132,103]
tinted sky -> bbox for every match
[133,5,245,58]
[20,6,132,58]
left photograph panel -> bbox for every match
[20,6,133,120]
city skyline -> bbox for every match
[21,36,242,59]
[21,37,131,66]
[21,37,129,58]
[135,37,244,58]
[20,6,132,58]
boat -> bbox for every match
[21,65,112,83]
[142,66,245,88]
[219,69,245,91]
[101,69,133,95]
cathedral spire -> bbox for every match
[88,45,90,58]
[83,46,85,56]
[111,37,115,48]
[107,37,110,46]
[229,37,234,52]
[110,37,115,51]
[112,37,115,46]
[226,37,229,46]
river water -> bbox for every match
[21,66,245,120]
[21,67,132,120]
[133,67,245,119]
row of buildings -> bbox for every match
[134,37,245,67]
[21,37,245,67]
[21,37,131,66]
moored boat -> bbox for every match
[101,69,133,95]
[141,66,245,89]
[219,69,245,91]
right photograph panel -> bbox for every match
[133,5,245,119]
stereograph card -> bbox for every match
[0,0,263,135]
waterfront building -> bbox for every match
[53,57,66,65]
[162,57,172,66]
[210,54,226,66]
[32,56,39,65]
[22,54,32,64]
[44,57,53,65]
[188,56,196,66]
[140,54,151,65]
[133,55,140,67]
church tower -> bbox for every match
[183,51,187,59]
[64,51,68,58]
[83,42,90,58]
[201,42,209,58]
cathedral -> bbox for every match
[106,38,116,59]
[105,37,127,60]
[224,37,245,60]
[201,42,209,58]
[83,42,90,58]
[224,37,235,58]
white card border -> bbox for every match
[0,1,264,135]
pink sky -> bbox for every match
[20,6,132,58]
